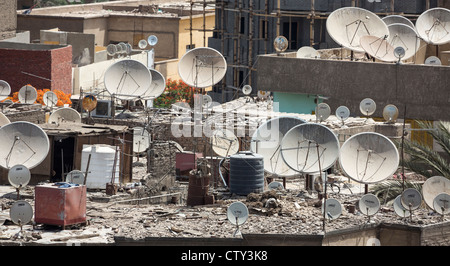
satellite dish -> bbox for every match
[250,116,306,177]
[0,121,50,169]
[148,35,158,46]
[382,15,416,29]
[178,47,227,89]
[339,132,399,184]
[133,127,150,153]
[280,123,340,174]
[359,98,376,116]
[359,35,396,62]
[202,94,213,109]
[0,112,11,127]
[0,80,11,101]
[393,194,410,218]
[296,46,320,59]
[422,176,450,210]
[433,193,450,215]
[125,43,133,55]
[274,36,288,53]
[48,107,82,124]
[242,85,252,96]
[9,200,33,226]
[424,56,442,65]
[106,44,117,56]
[322,198,342,220]
[257,90,269,100]
[18,85,37,104]
[117,42,128,54]
[416,8,450,45]
[8,164,31,188]
[138,39,148,49]
[210,129,239,157]
[227,201,249,226]
[326,7,389,53]
[386,23,420,61]
[82,94,98,112]
[65,170,85,185]
[143,69,166,99]
[335,106,350,123]
[115,43,123,54]
[401,188,422,211]
[104,59,152,100]
[394,46,406,60]
[268,181,284,191]
[43,91,58,108]
[316,103,331,122]
[358,193,381,217]
[382,104,399,123]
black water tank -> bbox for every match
[229,151,264,195]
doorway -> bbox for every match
[52,136,75,182]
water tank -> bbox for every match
[80,145,120,189]
[229,151,264,195]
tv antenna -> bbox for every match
[393,194,410,219]
[415,8,450,46]
[433,193,450,219]
[227,201,249,238]
[296,46,320,59]
[382,15,416,29]
[422,176,450,211]
[81,94,97,124]
[148,35,158,46]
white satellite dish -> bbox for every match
[143,69,166,99]
[117,42,128,54]
[9,200,33,226]
[359,98,376,117]
[211,129,239,157]
[65,169,85,185]
[115,43,124,54]
[8,164,31,189]
[138,39,148,49]
[422,176,450,210]
[0,112,11,127]
[274,36,288,53]
[227,201,249,226]
[386,23,420,61]
[280,123,340,174]
[401,188,422,211]
[433,193,450,215]
[242,85,252,96]
[250,116,306,177]
[326,7,389,53]
[360,35,396,62]
[359,193,381,217]
[178,47,227,89]
[393,194,410,218]
[125,43,133,55]
[339,132,399,184]
[316,103,331,122]
[268,181,284,191]
[104,59,152,100]
[18,85,37,104]
[43,91,58,108]
[394,46,406,60]
[257,91,269,100]
[382,15,416,29]
[148,35,158,46]
[202,94,213,109]
[382,104,399,123]
[322,198,342,220]
[0,121,50,169]
[48,107,82,124]
[0,80,11,101]
[335,106,350,126]
[416,8,450,45]
[424,56,442,65]
[296,46,320,59]
[133,127,150,153]
[106,44,117,56]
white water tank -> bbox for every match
[81,144,120,189]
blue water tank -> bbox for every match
[229,151,264,195]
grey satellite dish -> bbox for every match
[0,80,11,101]
[138,39,148,49]
[148,35,158,46]
[268,181,284,191]
[382,15,416,29]
[203,94,213,109]
[250,116,306,177]
[227,201,249,226]
[9,200,33,226]
[178,47,227,89]
[0,112,11,127]
[0,121,50,169]
[274,36,288,53]
[359,193,381,217]
[424,56,442,65]
[8,164,31,189]
[326,7,389,53]
[43,91,58,108]
[133,127,150,153]
[18,85,37,104]
[401,188,422,211]
[117,42,128,54]
[394,46,406,60]
[115,43,123,54]
[104,59,152,100]
[316,103,331,122]
[359,98,376,117]
[280,123,340,174]
[433,193,450,215]
[296,46,320,59]
[336,106,350,127]
[143,69,166,99]
[382,104,399,123]
[125,43,133,55]
[339,132,399,184]
[422,176,450,210]
[242,85,252,96]
[211,129,239,157]
[65,170,85,185]
[48,107,82,124]
[322,198,342,220]
[386,23,420,61]
[360,35,396,62]
[416,8,450,45]
[106,44,117,56]
[393,194,410,218]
